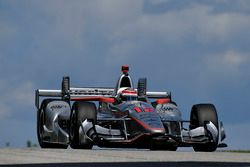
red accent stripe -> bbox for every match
[144,107,154,112]
[134,107,142,113]
[131,117,165,132]
[156,98,170,104]
[122,90,137,94]
[71,97,115,103]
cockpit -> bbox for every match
[118,87,138,102]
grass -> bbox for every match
[222,150,250,153]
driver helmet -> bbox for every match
[117,87,138,102]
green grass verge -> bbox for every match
[223,150,250,153]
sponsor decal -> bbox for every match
[50,105,67,111]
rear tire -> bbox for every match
[190,104,218,152]
[70,102,97,149]
[37,99,68,149]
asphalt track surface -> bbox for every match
[0,148,250,167]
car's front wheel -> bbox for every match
[190,104,219,152]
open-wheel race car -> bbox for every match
[35,66,227,151]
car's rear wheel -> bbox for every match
[70,101,97,149]
[190,104,219,152]
[37,99,68,149]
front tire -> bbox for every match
[70,102,97,149]
[190,104,219,152]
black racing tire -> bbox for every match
[190,104,219,152]
[70,102,97,149]
[37,99,68,149]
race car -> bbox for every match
[35,65,227,151]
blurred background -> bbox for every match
[0,0,250,150]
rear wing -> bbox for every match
[35,77,171,109]
[35,87,114,109]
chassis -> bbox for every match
[35,66,226,151]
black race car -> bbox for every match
[35,66,227,151]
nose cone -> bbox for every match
[148,127,166,134]
[131,112,165,134]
